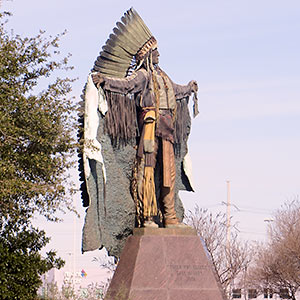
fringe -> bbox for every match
[151,71,160,123]
[143,166,157,218]
[78,90,90,207]
[105,91,138,147]
[131,157,143,227]
[174,97,191,157]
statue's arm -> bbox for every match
[92,70,148,94]
[172,80,198,100]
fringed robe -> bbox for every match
[80,67,195,257]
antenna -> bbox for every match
[226,180,231,299]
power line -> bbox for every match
[220,202,274,215]
[194,201,274,216]
[232,209,273,216]
[239,230,266,236]
[236,205,273,213]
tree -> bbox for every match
[185,205,252,294]
[0,10,77,299]
[0,221,64,300]
[247,199,300,300]
[0,12,76,221]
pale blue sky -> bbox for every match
[2,0,300,283]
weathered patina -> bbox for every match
[79,8,198,257]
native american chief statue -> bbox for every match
[79,8,198,257]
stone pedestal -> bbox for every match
[105,228,227,300]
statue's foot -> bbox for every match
[164,218,191,229]
[143,219,159,228]
[165,223,191,229]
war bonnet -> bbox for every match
[93,7,157,78]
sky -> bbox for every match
[2,0,300,287]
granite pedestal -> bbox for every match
[105,227,227,300]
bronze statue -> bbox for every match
[79,8,198,257]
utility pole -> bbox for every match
[226,180,231,299]
[264,218,274,241]
[226,180,231,249]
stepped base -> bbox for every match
[105,228,227,300]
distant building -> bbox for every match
[231,286,297,299]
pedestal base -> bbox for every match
[105,228,227,300]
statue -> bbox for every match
[79,8,198,257]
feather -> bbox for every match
[92,65,125,78]
[130,8,152,37]
[102,45,131,60]
[92,7,154,78]
[102,44,131,59]
[99,51,129,64]
[115,21,144,47]
[117,20,147,47]
[109,31,138,55]
[95,59,129,72]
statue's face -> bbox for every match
[152,49,160,65]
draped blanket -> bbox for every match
[79,75,194,258]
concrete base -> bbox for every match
[105,228,227,300]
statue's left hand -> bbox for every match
[92,73,104,88]
[189,80,198,93]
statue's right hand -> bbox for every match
[188,80,198,93]
[92,73,104,88]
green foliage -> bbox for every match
[0,221,65,300]
[0,11,77,222]
[0,10,77,300]
[37,281,106,300]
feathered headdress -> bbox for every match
[92,7,157,78]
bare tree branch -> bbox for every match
[185,205,253,293]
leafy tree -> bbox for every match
[0,221,64,300]
[0,12,76,221]
[0,10,77,300]
[247,199,300,300]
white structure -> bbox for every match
[231,287,299,299]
